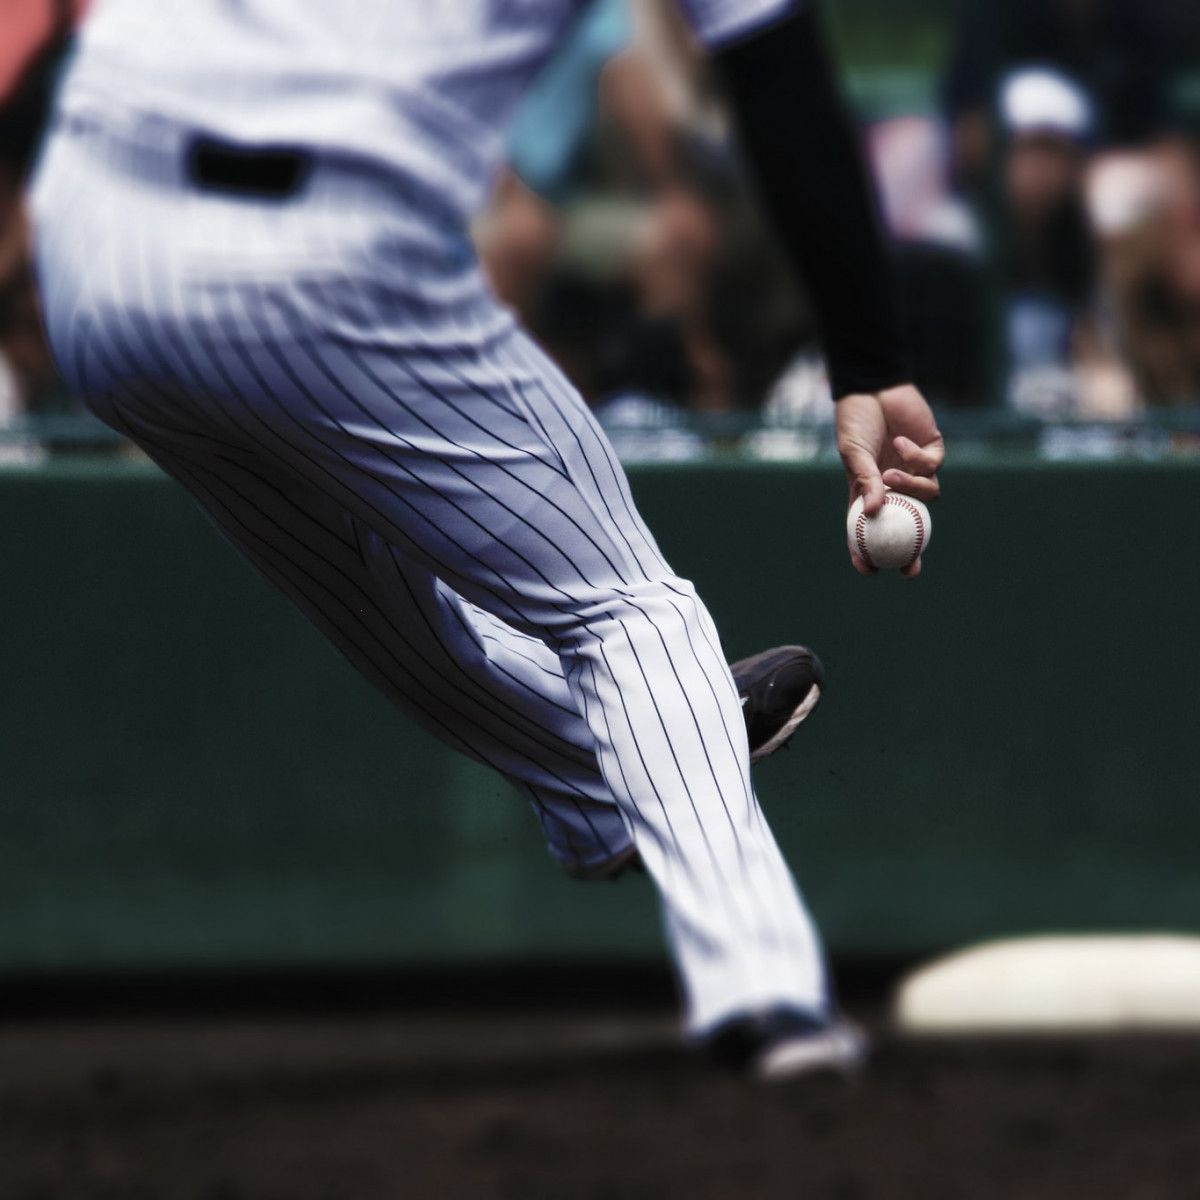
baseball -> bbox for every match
[847,490,932,571]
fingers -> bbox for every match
[841,449,887,516]
[881,468,940,501]
[893,421,939,580]
[893,434,945,475]
[884,434,943,503]
[850,546,877,576]
[849,547,921,578]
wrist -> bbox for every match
[830,367,913,403]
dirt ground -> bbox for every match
[2,971,1200,1200]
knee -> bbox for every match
[560,575,707,644]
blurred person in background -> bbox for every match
[476,0,733,447]
[0,0,87,462]
[589,180,725,460]
[480,0,812,447]
[996,68,1102,416]
[1086,140,1200,409]
[0,169,47,465]
[476,0,690,347]
[939,0,1200,420]
[475,0,645,324]
[942,0,1175,198]
[867,115,991,412]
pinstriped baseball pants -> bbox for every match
[32,119,828,1032]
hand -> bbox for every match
[835,383,944,579]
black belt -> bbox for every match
[187,137,312,199]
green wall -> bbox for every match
[2,458,1198,970]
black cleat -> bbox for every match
[705,1006,867,1081]
[564,643,824,882]
[732,644,825,763]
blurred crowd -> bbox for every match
[944,0,1200,423]
[475,0,1200,455]
[2,0,1200,460]
[0,0,86,461]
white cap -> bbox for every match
[1000,68,1094,141]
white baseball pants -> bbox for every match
[31,118,829,1033]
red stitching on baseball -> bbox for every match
[855,513,873,568]
[884,493,925,567]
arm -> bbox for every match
[681,1,944,574]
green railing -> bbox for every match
[6,408,1200,462]
[2,454,1199,970]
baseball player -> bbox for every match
[29,0,943,1079]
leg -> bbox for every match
[42,165,829,1033]
[166,291,828,1032]
[97,389,634,876]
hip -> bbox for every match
[31,117,513,381]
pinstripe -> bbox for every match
[226,295,588,613]
[617,605,745,849]
[91,316,620,820]
[228,299,627,865]
[122,236,626,852]
[473,319,784,949]
[210,471,598,775]
[403,348,571,480]
[32,122,829,1034]
[194,294,554,631]
[480,632,573,682]
[389,353,635,585]
[135,426,602,797]
[317,339,619,595]
[514,345,664,585]
[591,635,703,884]
[510,334,671,561]
[419,565,581,719]
[249,177,630,863]
[658,594,755,812]
[219,478,622,851]
[289,180,674,867]
[110,369,628,878]
[295,243,787,993]
[604,615,738,900]
[633,590,795,962]
[577,655,671,869]
[156,458,525,777]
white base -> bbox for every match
[895,935,1200,1034]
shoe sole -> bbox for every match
[754,1021,867,1082]
[748,681,822,764]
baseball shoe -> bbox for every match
[563,644,824,882]
[732,644,825,764]
[704,1007,867,1082]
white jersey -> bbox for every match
[58,0,794,221]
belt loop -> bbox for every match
[187,138,312,200]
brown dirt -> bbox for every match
[2,989,1199,1200]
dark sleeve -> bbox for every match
[939,0,999,122]
[711,3,910,399]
